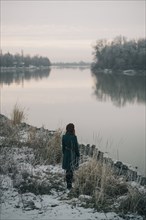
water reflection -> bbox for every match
[0,68,51,86]
[92,72,146,107]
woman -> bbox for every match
[62,123,80,189]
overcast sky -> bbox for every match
[1,0,145,62]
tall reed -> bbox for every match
[10,103,25,125]
[73,157,128,210]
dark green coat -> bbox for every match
[62,133,80,170]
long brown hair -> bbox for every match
[66,123,75,135]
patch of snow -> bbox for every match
[0,136,5,144]
[1,189,125,220]
[79,194,92,201]
[129,181,146,194]
[1,175,143,220]
[18,130,29,143]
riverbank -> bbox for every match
[0,114,146,219]
[91,67,146,76]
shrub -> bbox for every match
[73,158,128,210]
[28,128,62,165]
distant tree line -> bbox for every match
[52,61,91,66]
[92,36,146,71]
[0,52,51,67]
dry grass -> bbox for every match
[73,156,146,216]
[118,186,146,216]
[10,104,25,125]
[73,157,128,210]
[47,129,62,164]
[27,128,62,165]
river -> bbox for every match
[0,66,145,176]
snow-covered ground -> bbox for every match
[0,114,145,220]
[1,163,144,220]
[0,170,142,220]
[1,172,126,220]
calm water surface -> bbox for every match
[1,67,146,176]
